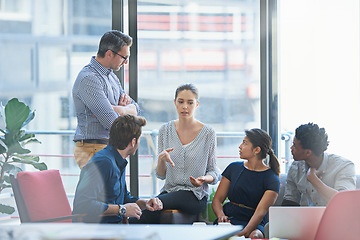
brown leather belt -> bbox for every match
[75,139,108,145]
[230,201,255,211]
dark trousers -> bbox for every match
[131,190,207,224]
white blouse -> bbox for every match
[155,120,220,200]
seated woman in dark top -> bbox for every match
[212,128,280,238]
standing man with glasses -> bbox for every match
[72,30,140,169]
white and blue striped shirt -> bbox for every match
[72,57,140,141]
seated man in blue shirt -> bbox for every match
[73,115,163,223]
[282,122,356,206]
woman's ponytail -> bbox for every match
[268,149,280,176]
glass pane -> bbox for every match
[0,0,112,212]
[279,0,360,172]
[39,46,68,82]
[137,0,261,197]
[0,42,32,84]
[72,0,111,35]
[0,0,32,34]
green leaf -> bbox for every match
[3,163,22,175]
[0,203,15,215]
[1,130,30,155]
[33,162,47,171]
[5,98,31,132]
[0,98,47,180]
[18,133,35,142]
[13,155,40,163]
[22,138,41,146]
[12,158,37,164]
[12,158,47,171]
[7,141,30,155]
[22,110,35,128]
[3,175,10,184]
[3,163,15,172]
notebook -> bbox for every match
[269,206,326,240]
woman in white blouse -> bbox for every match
[136,83,220,223]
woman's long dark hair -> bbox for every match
[245,128,280,176]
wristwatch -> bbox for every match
[118,205,126,217]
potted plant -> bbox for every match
[0,98,47,214]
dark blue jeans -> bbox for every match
[130,190,207,224]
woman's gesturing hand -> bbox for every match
[159,148,175,167]
[189,176,206,187]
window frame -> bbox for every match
[113,0,279,197]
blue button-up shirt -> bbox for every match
[72,57,140,141]
[72,145,138,223]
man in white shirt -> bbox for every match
[282,122,356,206]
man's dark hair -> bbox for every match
[109,115,146,150]
[97,30,132,57]
[295,122,329,156]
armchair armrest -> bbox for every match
[32,213,86,223]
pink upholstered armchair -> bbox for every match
[10,169,84,223]
[314,189,360,240]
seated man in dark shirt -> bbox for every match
[73,115,163,223]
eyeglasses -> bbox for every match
[110,50,128,61]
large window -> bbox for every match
[3,0,335,202]
[136,0,261,196]
[278,0,360,172]
[0,0,112,193]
